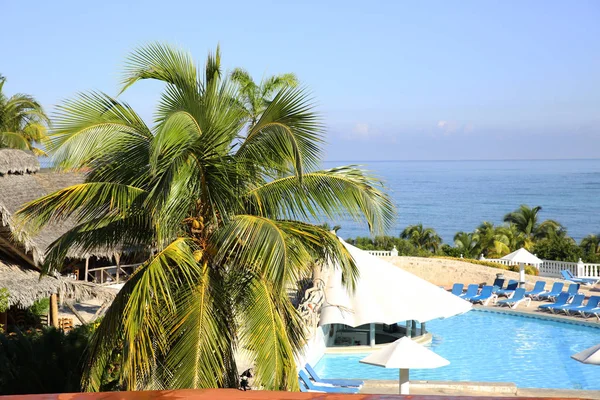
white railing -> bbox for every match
[482,257,600,279]
[367,250,392,256]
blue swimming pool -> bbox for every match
[314,311,600,390]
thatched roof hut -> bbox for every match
[0,149,119,312]
[0,258,116,309]
[0,149,120,266]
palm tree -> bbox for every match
[400,224,441,252]
[0,75,50,156]
[230,68,298,126]
[474,222,510,258]
[503,205,562,246]
[16,44,395,392]
[453,231,479,258]
[581,234,600,256]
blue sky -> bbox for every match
[2,0,599,160]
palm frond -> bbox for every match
[246,167,395,235]
[120,43,198,95]
[83,238,201,391]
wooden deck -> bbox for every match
[0,389,594,400]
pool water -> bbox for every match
[314,311,600,390]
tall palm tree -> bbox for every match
[400,224,441,252]
[16,44,395,392]
[581,234,600,256]
[0,75,50,156]
[503,205,561,247]
[453,231,479,258]
[230,68,298,126]
[474,222,510,258]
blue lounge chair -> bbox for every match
[538,292,570,312]
[492,278,505,293]
[566,283,581,297]
[298,370,360,394]
[524,281,546,298]
[299,379,324,393]
[497,288,530,309]
[550,294,585,314]
[536,282,564,301]
[496,280,519,297]
[469,285,496,306]
[305,364,363,387]
[561,269,600,286]
[459,284,479,300]
[575,296,600,318]
[451,283,464,296]
[583,307,600,320]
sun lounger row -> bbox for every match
[538,294,600,319]
[560,269,600,286]
[298,363,363,393]
[451,283,498,305]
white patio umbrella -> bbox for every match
[501,248,542,288]
[319,238,471,328]
[571,343,600,365]
[360,337,449,394]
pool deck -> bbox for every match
[361,380,600,399]
[476,297,600,327]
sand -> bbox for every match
[382,256,599,295]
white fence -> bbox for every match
[474,257,600,279]
[367,250,392,257]
[367,248,600,279]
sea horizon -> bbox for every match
[322,158,600,244]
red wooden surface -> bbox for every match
[0,389,591,400]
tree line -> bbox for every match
[347,205,600,263]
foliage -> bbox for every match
[0,288,8,313]
[531,236,583,262]
[400,224,442,252]
[580,234,600,263]
[0,325,122,395]
[452,232,479,258]
[346,236,430,257]
[230,68,298,126]
[503,205,563,247]
[0,75,50,156]
[440,244,463,258]
[16,43,395,391]
[28,298,49,316]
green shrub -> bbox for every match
[532,237,582,262]
[0,324,122,394]
[0,288,8,313]
[29,298,49,317]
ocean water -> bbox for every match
[314,310,600,390]
[321,159,600,244]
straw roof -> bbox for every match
[0,149,122,265]
[0,149,40,175]
[0,258,116,308]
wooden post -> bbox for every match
[50,294,59,328]
[115,254,121,284]
[84,257,89,283]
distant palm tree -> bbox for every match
[474,222,510,258]
[503,205,561,247]
[453,231,479,258]
[0,75,50,156]
[581,234,600,256]
[230,68,298,126]
[17,44,394,392]
[400,224,441,252]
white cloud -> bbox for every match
[353,122,370,136]
[436,120,473,135]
